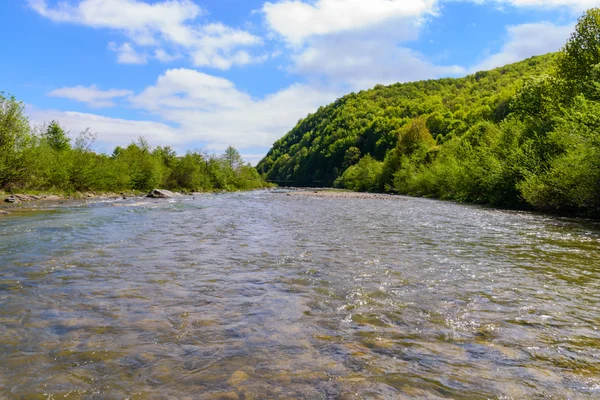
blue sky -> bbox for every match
[0,0,593,163]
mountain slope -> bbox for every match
[257,53,556,186]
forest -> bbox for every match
[0,99,268,194]
[258,9,600,217]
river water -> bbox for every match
[1,191,600,399]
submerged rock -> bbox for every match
[147,189,179,199]
[227,370,250,386]
[0,210,9,215]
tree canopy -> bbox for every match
[0,101,268,194]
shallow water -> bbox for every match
[1,192,600,399]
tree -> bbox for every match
[221,146,244,170]
[397,117,436,157]
[556,8,600,100]
[343,146,361,168]
[43,120,70,151]
[0,92,31,188]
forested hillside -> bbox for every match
[258,8,600,216]
[257,54,555,184]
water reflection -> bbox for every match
[1,192,600,398]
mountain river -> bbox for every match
[1,190,599,399]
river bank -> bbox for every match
[0,191,147,216]
[0,188,264,215]
[283,188,402,200]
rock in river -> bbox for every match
[147,189,179,199]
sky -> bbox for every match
[0,0,596,164]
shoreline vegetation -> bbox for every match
[0,95,272,197]
[258,9,600,219]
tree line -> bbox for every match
[0,98,268,194]
[258,8,600,217]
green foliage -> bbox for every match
[556,8,600,101]
[335,155,383,192]
[221,146,244,170]
[397,118,436,156]
[0,96,268,194]
[258,53,556,187]
[43,120,71,151]
[518,96,600,213]
[0,92,31,189]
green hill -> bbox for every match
[257,6,600,218]
[257,53,556,186]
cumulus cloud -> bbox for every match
[263,0,437,44]
[292,28,465,90]
[471,22,573,72]
[36,69,340,156]
[261,0,466,91]
[189,23,264,69]
[48,85,133,108]
[28,0,264,69]
[130,68,340,150]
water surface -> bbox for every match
[1,192,600,399]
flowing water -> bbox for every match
[1,191,600,399]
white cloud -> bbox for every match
[130,68,340,150]
[108,42,148,65]
[28,106,180,153]
[29,0,264,69]
[189,23,264,69]
[471,22,573,72]
[263,0,437,44]
[263,0,462,91]
[490,0,600,12]
[292,31,465,90]
[240,153,269,166]
[35,69,340,156]
[154,48,180,63]
[48,85,133,108]
[131,69,252,111]
[28,0,201,42]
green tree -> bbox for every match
[343,146,361,168]
[556,8,600,100]
[221,146,244,170]
[0,92,31,189]
[337,155,383,192]
[43,120,71,151]
[397,117,436,157]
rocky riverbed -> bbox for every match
[283,189,401,200]
[0,191,141,216]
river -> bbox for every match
[1,191,599,399]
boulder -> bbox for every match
[147,189,177,199]
[14,194,41,201]
[42,195,62,201]
[4,196,19,203]
[0,210,9,215]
